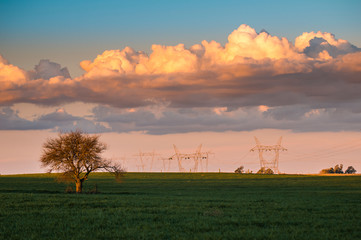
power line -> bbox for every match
[286,140,361,162]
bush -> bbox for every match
[320,167,334,174]
[234,166,244,174]
[257,167,274,174]
[345,166,357,174]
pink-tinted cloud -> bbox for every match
[211,24,301,62]
[1,24,361,133]
[333,52,361,72]
[79,24,309,78]
[295,31,355,52]
[29,59,71,80]
[74,25,360,110]
[0,55,27,90]
[0,57,76,105]
[296,31,360,59]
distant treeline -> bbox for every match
[320,164,356,174]
[234,164,357,175]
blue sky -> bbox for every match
[1,0,360,76]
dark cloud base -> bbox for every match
[2,103,361,135]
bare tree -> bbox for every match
[40,130,124,193]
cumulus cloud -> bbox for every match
[0,55,27,90]
[223,24,300,61]
[29,59,71,80]
[0,57,76,106]
[295,31,359,55]
[80,47,148,76]
[1,24,361,133]
[331,52,361,72]
[79,24,308,79]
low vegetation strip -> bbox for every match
[1,173,361,239]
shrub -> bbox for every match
[320,168,334,174]
[257,167,274,174]
[234,166,244,174]
[345,166,357,174]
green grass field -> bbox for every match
[1,173,361,239]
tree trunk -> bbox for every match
[75,179,83,193]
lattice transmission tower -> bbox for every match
[170,144,211,172]
[250,137,287,174]
[134,150,160,172]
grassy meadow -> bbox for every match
[1,173,361,239]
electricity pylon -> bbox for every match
[134,150,160,172]
[160,156,172,172]
[250,137,287,174]
[170,144,211,172]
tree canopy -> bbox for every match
[345,166,357,174]
[40,130,124,193]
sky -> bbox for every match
[1,0,361,174]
